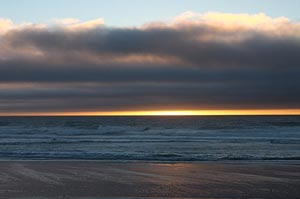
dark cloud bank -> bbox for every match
[0,14,300,113]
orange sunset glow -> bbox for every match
[3,109,300,116]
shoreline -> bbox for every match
[0,161,299,198]
[0,159,300,164]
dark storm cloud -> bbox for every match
[5,26,300,68]
[0,13,300,113]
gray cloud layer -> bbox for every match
[1,13,300,113]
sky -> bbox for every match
[1,0,300,26]
[0,1,300,115]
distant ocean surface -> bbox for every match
[0,116,300,161]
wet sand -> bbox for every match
[0,161,299,199]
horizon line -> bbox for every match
[1,109,300,116]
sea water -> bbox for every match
[0,116,300,161]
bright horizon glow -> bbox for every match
[1,109,300,116]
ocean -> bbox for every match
[0,116,300,161]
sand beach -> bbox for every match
[0,161,299,199]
